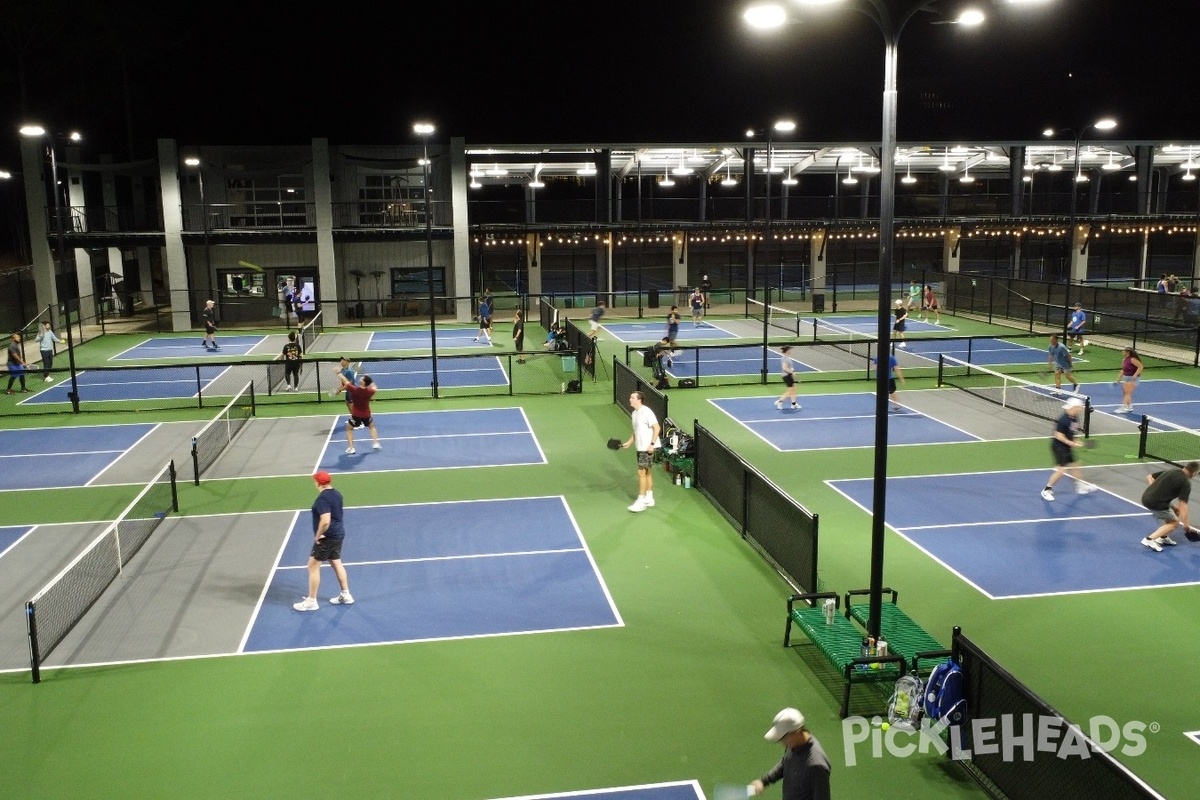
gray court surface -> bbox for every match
[15,511,295,674]
[205,416,336,481]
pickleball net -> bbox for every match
[938,354,1091,435]
[299,310,324,354]
[812,317,876,366]
[191,380,256,484]
[747,297,804,337]
[1138,415,1200,467]
[25,459,179,683]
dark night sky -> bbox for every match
[0,0,1197,257]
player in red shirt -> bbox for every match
[339,374,381,454]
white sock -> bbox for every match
[645,491,654,501]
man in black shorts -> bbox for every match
[1041,397,1094,501]
[1139,461,1200,552]
[340,373,381,454]
[294,471,353,610]
[202,299,219,350]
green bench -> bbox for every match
[843,588,952,676]
[784,592,907,718]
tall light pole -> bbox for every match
[414,122,438,397]
[1043,118,1117,333]
[21,124,82,413]
[184,157,214,315]
[749,119,796,382]
[745,0,988,639]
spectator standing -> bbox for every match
[293,471,353,611]
[620,390,660,513]
[1139,462,1200,552]
[1156,274,1169,308]
[37,321,61,382]
[512,310,526,364]
[6,332,28,394]
[1115,346,1143,413]
[750,708,832,800]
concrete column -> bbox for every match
[1069,223,1089,283]
[810,229,828,309]
[672,233,687,289]
[20,137,58,321]
[157,139,191,332]
[99,155,122,310]
[65,146,96,321]
[450,136,472,322]
[942,227,962,273]
[311,138,339,326]
[525,233,541,296]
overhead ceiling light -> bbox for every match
[577,162,597,176]
[528,179,545,189]
[1183,169,1196,182]
[673,154,693,176]
[938,151,956,172]
[721,163,738,187]
[1075,173,1089,183]
[1047,160,1063,172]
[842,165,858,185]
[861,157,881,175]
[485,163,507,176]
[1102,153,1121,171]
[957,9,985,25]
[743,4,787,29]
[781,175,798,186]
[469,178,482,189]
[659,164,674,187]
[469,167,484,178]
[688,149,705,163]
[901,161,917,184]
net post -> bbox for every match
[249,380,257,416]
[195,365,204,409]
[1083,399,1092,438]
[936,353,946,387]
[26,601,41,684]
[169,459,179,512]
[191,437,201,486]
[1137,415,1149,459]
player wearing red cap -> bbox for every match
[293,471,353,611]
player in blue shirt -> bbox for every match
[589,301,606,339]
[1046,334,1078,394]
[1067,303,1087,355]
[666,306,681,344]
[293,471,353,611]
[870,352,906,412]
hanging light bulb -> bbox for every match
[842,164,858,185]
[721,162,737,187]
[577,162,597,176]
[1102,152,1121,171]
[938,149,955,172]
[901,156,917,185]
[673,153,693,176]
[659,164,675,187]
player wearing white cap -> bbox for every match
[749,707,831,799]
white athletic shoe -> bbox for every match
[1041,489,1055,501]
[1077,482,1096,494]
[1140,537,1162,552]
[899,342,907,348]
[774,400,783,409]
[329,592,355,604]
[791,403,800,410]
[628,500,647,513]
[45,376,53,382]
[1160,536,1178,547]
[345,446,356,455]
[372,442,382,450]
[643,496,655,507]
[293,597,319,611]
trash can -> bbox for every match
[648,289,660,309]
[812,294,825,313]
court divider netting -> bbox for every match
[191,380,255,485]
[937,354,1092,437]
[747,297,805,337]
[1137,414,1200,466]
[25,460,179,683]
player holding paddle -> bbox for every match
[1114,346,1143,413]
[338,373,381,454]
[1046,334,1079,394]
[619,390,660,512]
[202,299,219,351]
[1139,462,1200,551]
[1041,397,1095,501]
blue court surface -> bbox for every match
[828,468,1200,599]
[0,423,158,489]
[0,526,34,559]
[489,781,705,800]
[897,336,1046,366]
[665,345,819,379]
[1085,378,1200,428]
[367,328,498,351]
[600,320,739,342]
[709,393,977,451]
[315,406,546,474]
[242,496,621,653]
[365,355,508,389]
[110,335,267,360]
[19,365,232,405]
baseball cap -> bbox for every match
[764,707,805,742]
[313,471,333,485]
[1063,397,1086,411]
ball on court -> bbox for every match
[881,722,890,731]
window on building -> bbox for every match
[226,174,308,227]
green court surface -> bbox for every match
[1,316,1196,799]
